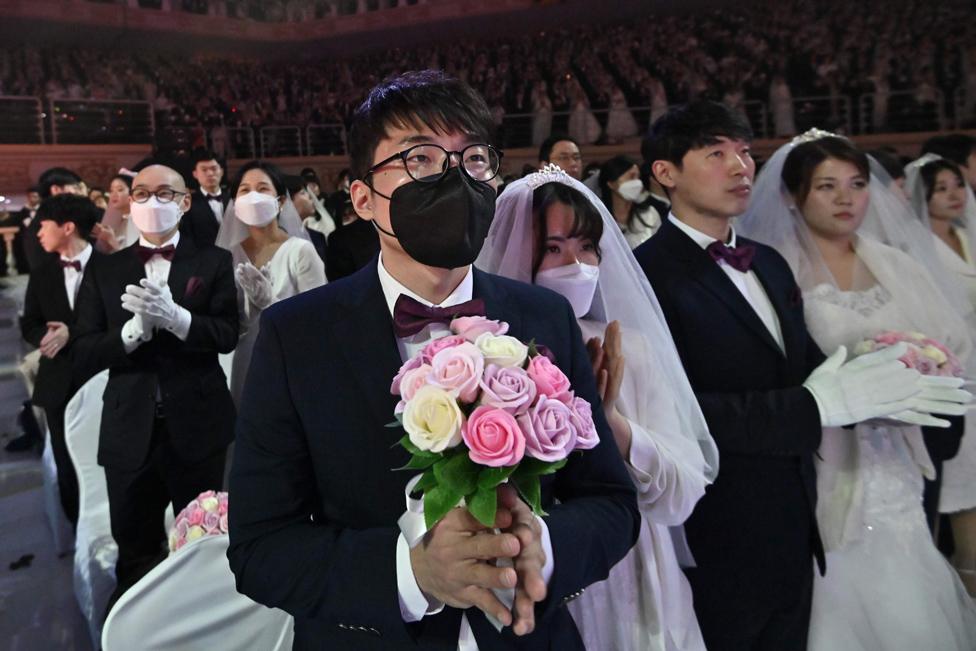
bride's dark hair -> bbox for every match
[919,159,965,202]
[782,137,869,204]
[530,181,603,275]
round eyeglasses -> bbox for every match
[131,188,188,204]
[366,143,502,184]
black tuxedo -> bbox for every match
[228,261,639,650]
[325,217,379,281]
[74,235,238,602]
[634,218,826,651]
[179,189,228,248]
[19,251,103,525]
[22,210,57,271]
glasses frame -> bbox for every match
[130,188,189,204]
[364,143,503,186]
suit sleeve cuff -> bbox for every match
[536,514,555,586]
[396,533,445,622]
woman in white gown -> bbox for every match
[216,161,326,404]
[93,172,140,254]
[905,153,976,594]
[605,84,638,144]
[739,131,976,651]
[479,165,718,651]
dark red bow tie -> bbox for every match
[705,240,755,272]
[392,294,485,338]
[136,244,176,264]
[59,259,81,271]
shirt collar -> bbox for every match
[202,189,222,199]
[138,229,180,250]
[668,212,737,249]
[376,253,474,317]
[61,243,93,268]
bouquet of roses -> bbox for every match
[391,316,599,530]
[168,490,229,553]
[853,331,964,378]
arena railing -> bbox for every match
[259,126,303,158]
[306,124,347,156]
[0,96,45,144]
[49,98,155,145]
[858,90,946,134]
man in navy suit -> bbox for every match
[228,70,639,650]
[633,101,965,651]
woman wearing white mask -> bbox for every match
[599,155,660,248]
[216,161,326,404]
[738,132,976,651]
[478,165,718,651]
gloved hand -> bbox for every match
[236,262,274,310]
[889,375,973,428]
[121,279,191,333]
[803,343,923,427]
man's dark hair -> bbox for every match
[347,70,496,182]
[538,134,579,163]
[27,185,40,194]
[36,194,100,239]
[38,167,83,199]
[921,135,976,168]
[192,149,221,166]
[782,137,870,205]
[642,101,753,169]
[868,148,906,181]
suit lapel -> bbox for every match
[48,264,73,319]
[167,235,200,304]
[661,219,784,356]
[750,246,801,362]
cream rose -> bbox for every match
[475,332,529,368]
[402,385,465,453]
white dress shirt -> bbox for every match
[120,230,192,353]
[202,189,224,224]
[60,243,93,311]
[668,213,784,351]
[376,255,554,651]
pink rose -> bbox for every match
[391,356,423,396]
[400,364,433,402]
[479,364,537,415]
[176,518,189,540]
[526,355,573,403]
[186,506,205,526]
[450,316,510,342]
[198,490,216,500]
[421,335,468,364]
[203,511,221,533]
[218,496,228,516]
[875,331,901,345]
[463,406,526,467]
[517,395,579,462]
[568,397,599,450]
[219,513,229,533]
[427,342,484,403]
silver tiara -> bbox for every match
[789,128,842,146]
[525,163,572,190]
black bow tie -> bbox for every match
[59,259,81,271]
[204,193,222,202]
[136,244,176,264]
[705,240,756,272]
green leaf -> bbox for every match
[413,468,438,494]
[424,483,463,530]
[433,451,479,496]
[466,484,498,528]
[477,465,517,490]
[400,453,437,471]
[512,457,567,479]
[527,339,539,358]
[512,475,546,518]
[398,434,438,459]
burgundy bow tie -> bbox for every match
[392,294,485,338]
[706,240,755,272]
[59,259,81,271]
[136,244,176,264]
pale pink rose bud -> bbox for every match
[450,316,510,342]
[479,364,537,415]
[421,335,468,364]
[526,354,573,404]
[463,406,526,467]
[427,342,485,404]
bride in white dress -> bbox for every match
[216,161,326,404]
[479,165,718,650]
[739,131,976,650]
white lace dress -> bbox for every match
[803,282,976,651]
[230,237,326,403]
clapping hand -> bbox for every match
[235,262,274,310]
[39,321,69,358]
[121,279,184,330]
[586,320,630,453]
[498,484,547,636]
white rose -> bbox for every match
[186,525,205,543]
[475,332,529,368]
[402,385,465,453]
[921,345,948,365]
[200,496,219,512]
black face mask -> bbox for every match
[373,166,495,269]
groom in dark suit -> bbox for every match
[74,163,238,605]
[633,102,951,650]
[228,70,639,650]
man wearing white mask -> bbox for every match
[73,163,238,609]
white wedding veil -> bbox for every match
[903,152,976,268]
[215,194,309,251]
[477,165,718,482]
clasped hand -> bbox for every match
[235,262,273,310]
[39,321,69,358]
[120,278,181,329]
[410,484,547,636]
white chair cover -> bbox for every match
[101,534,294,651]
[41,422,73,557]
[64,369,116,650]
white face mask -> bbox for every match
[234,191,280,226]
[616,179,646,203]
[534,262,600,319]
[130,197,183,235]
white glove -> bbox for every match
[120,312,153,351]
[803,343,922,427]
[236,262,274,310]
[889,375,973,428]
[122,279,191,335]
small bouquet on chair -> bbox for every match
[390,316,600,531]
[853,331,964,378]
[168,490,229,553]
